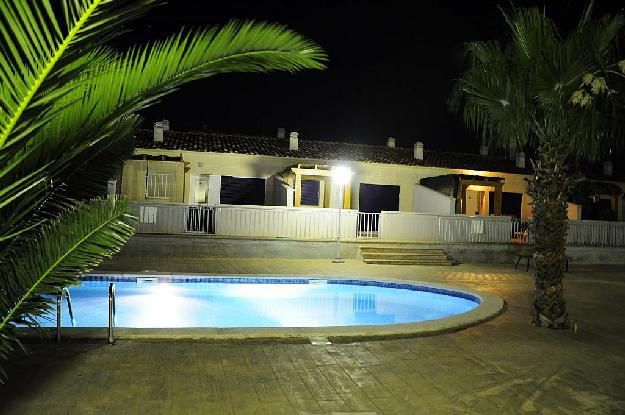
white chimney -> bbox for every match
[479,145,489,156]
[277,127,286,139]
[154,121,164,142]
[516,152,526,168]
[387,137,396,148]
[414,142,424,160]
[162,119,170,131]
[603,160,613,176]
[289,131,299,151]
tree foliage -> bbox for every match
[451,4,625,159]
[0,0,326,381]
[451,3,624,328]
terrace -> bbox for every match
[131,201,625,249]
[2,260,624,414]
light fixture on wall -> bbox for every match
[332,166,353,264]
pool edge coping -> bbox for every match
[15,274,505,341]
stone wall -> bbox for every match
[112,234,625,265]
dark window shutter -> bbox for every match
[301,179,320,206]
[220,176,265,205]
[358,183,400,213]
[490,192,522,217]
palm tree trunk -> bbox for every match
[528,143,571,329]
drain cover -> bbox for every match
[309,336,331,345]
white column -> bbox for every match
[208,175,221,206]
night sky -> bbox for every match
[125,1,622,153]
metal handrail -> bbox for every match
[56,287,75,343]
[108,283,116,344]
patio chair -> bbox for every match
[514,243,533,272]
[515,244,570,272]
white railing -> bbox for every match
[131,203,214,234]
[129,202,625,246]
[439,215,512,243]
[509,219,625,247]
[567,220,625,247]
[379,212,440,241]
[380,212,513,243]
[215,205,357,239]
[511,219,530,244]
[357,212,380,238]
[185,206,215,234]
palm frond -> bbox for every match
[452,4,624,158]
[0,21,327,242]
[500,5,559,61]
[48,21,326,145]
[0,0,159,150]
[0,197,135,382]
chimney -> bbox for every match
[289,131,299,151]
[603,160,613,176]
[154,121,164,142]
[277,127,286,139]
[162,119,170,131]
[387,137,396,148]
[414,142,424,160]
[479,145,489,156]
[516,152,526,168]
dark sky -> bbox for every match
[126,1,622,153]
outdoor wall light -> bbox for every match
[332,166,353,263]
[332,165,352,187]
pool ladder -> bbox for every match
[108,283,116,344]
[56,284,117,344]
[56,288,75,342]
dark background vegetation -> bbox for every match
[121,1,623,153]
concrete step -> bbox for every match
[360,247,446,254]
[362,258,453,266]
[358,243,444,249]
[359,243,453,265]
[362,252,448,260]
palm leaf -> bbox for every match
[0,0,159,150]
[0,197,135,382]
[452,4,624,157]
[0,21,326,243]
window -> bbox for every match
[191,175,210,204]
[220,176,265,205]
[146,173,174,199]
[358,183,400,213]
[301,179,321,206]
[489,192,522,218]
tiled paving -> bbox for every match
[1,260,625,414]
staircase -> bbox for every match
[359,244,453,266]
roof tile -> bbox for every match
[134,129,532,174]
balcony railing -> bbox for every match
[129,202,625,247]
[357,212,380,238]
[130,202,357,240]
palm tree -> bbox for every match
[451,4,625,328]
[0,0,326,380]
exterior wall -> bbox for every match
[108,234,625,265]
[412,184,455,214]
[121,159,185,203]
[121,148,623,220]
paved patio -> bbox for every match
[1,259,625,414]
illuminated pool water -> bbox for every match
[43,276,480,328]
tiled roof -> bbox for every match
[135,129,532,175]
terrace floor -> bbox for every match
[1,259,625,414]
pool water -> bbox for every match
[43,277,479,328]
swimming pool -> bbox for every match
[42,276,482,329]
